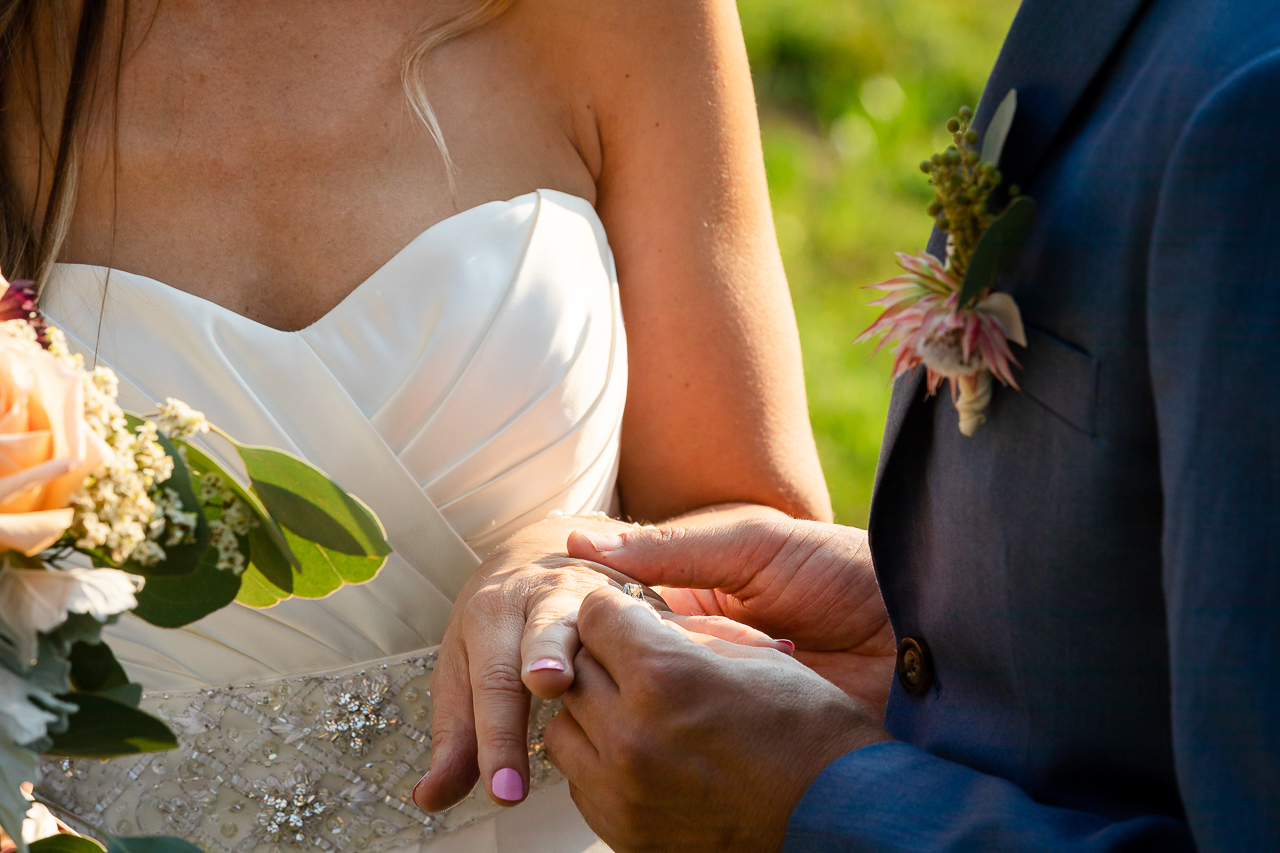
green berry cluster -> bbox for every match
[918,106,1019,279]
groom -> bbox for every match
[546,0,1280,850]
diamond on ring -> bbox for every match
[622,583,646,600]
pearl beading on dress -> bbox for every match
[37,650,562,853]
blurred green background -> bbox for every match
[738,0,1021,525]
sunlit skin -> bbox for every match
[6,0,833,809]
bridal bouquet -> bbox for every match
[0,279,392,853]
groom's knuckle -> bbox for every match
[608,729,652,775]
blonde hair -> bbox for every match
[0,0,514,294]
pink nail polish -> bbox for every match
[585,532,623,553]
[529,658,566,673]
[491,767,525,802]
[776,639,796,654]
[411,772,430,809]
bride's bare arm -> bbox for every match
[414,0,831,812]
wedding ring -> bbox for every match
[622,582,646,601]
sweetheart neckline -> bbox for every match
[54,189,599,335]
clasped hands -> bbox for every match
[412,516,897,853]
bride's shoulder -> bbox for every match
[515,0,746,84]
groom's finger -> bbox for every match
[567,516,809,593]
[575,585,691,685]
[665,612,795,653]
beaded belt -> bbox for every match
[36,649,561,853]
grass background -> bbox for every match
[738,0,1021,525]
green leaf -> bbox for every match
[131,544,241,628]
[246,520,294,593]
[980,88,1017,167]
[44,694,176,759]
[959,195,1037,307]
[282,528,384,599]
[30,834,106,853]
[234,565,288,608]
[0,737,40,853]
[235,445,391,558]
[178,442,299,571]
[68,642,142,708]
[107,837,203,853]
[68,642,126,693]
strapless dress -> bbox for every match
[34,190,623,853]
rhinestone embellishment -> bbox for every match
[256,765,329,843]
[320,675,399,754]
[36,649,564,853]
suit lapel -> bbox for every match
[871,0,1150,499]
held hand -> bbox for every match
[409,516,788,812]
[545,586,888,853]
[567,517,897,715]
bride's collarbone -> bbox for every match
[20,2,599,331]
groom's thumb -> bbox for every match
[566,516,801,592]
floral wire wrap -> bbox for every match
[36,651,563,853]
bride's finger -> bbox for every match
[520,588,586,700]
[412,632,480,813]
[462,586,533,807]
[663,612,794,654]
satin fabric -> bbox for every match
[42,189,622,853]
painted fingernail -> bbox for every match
[491,768,525,802]
[529,658,566,673]
[411,772,430,809]
[775,639,796,655]
[584,532,624,554]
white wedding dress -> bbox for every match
[35,190,621,853]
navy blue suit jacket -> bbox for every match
[783,1,1280,850]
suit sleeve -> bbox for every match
[783,742,1192,852]
[1146,48,1280,852]
[784,49,1280,853]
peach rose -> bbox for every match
[0,331,113,556]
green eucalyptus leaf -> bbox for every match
[959,195,1037,307]
[107,837,203,853]
[233,445,390,557]
[234,566,288,608]
[131,544,240,628]
[44,693,176,759]
[0,737,40,853]
[67,642,127,693]
[68,642,142,708]
[30,834,106,853]
[235,522,294,601]
[980,88,1017,167]
[178,443,299,570]
[282,528,384,599]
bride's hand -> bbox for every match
[566,517,897,717]
[409,514,790,813]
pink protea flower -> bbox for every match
[857,251,1027,435]
[0,276,48,348]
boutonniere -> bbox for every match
[858,90,1034,435]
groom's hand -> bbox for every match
[545,585,888,853]
[566,517,896,715]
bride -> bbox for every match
[9,0,831,850]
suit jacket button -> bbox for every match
[896,637,933,696]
